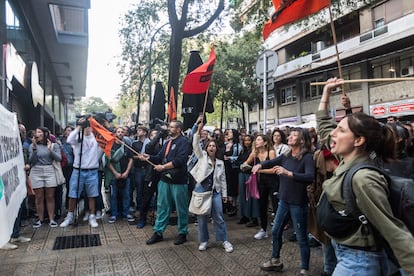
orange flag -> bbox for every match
[263,0,330,40]
[88,117,115,157]
[167,87,177,122]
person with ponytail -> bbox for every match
[316,78,414,275]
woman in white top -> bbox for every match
[272,129,290,157]
[190,120,234,253]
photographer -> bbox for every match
[60,118,102,228]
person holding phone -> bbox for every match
[29,127,62,228]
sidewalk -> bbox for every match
[0,214,324,275]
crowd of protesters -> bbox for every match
[2,79,414,275]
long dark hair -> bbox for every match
[346,112,396,162]
[36,127,50,145]
[204,139,221,160]
[271,129,287,145]
[288,127,312,160]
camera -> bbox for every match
[76,110,117,129]
[149,117,168,130]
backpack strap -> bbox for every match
[342,162,391,228]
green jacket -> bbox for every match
[317,109,414,274]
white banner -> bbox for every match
[0,104,26,247]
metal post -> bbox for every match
[146,22,168,123]
[263,55,267,133]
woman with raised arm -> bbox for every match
[190,118,234,253]
[316,78,414,275]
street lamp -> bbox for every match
[135,22,169,126]
[147,22,169,122]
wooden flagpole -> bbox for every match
[114,137,156,167]
[328,3,346,96]
[201,89,209,118]
[311,77,414,86]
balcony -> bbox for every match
[272,12,414,81]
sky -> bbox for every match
[86,1,135,104]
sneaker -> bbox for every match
[33,220,43,229]
[146,232,163,245]
[49,220,58,228]
[60,214,74,227]
[198,242,208,251]
[136,220,146,229]
[96,210,103,220]
[108,216,116,224]
[254,229,268,240]
[83,212,90,222]
[89,214,99,228]
[126,214,135,222]
[300,269,309,276]
[0,242,18,250]
[174,234,187,245]
[237,216,249,224]
[223,241,234,253]
[10,236,31,243]
[260,258,283,271]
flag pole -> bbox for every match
[114,137,156,167]
[311,77,414,86]
[328,2,346,96]
[201,89,209,117]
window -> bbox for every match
[303,78,324,100]
[267,95,275,108]
[50,4,87,36]
[281,86,296,104]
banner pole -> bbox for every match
[311,77,414,86]
[201,89,209,118]
[328,3,346,96]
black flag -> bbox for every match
[150,81,166,122]
[181,50,214,130]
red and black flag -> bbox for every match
[262,0,330,40]
[182,46,216,94]
[181,50,215,130]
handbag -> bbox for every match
[188,190,213,216]
[52,160,65,185]
[245,173,260,200]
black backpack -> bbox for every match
[317,163,414,237]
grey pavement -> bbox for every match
[0,214,324,275]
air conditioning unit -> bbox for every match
[401,66,414,77]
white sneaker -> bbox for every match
[198,242,208,251]
[89,214,98,228]
[223,241,234,253]
[10,236,31,243]
[60,214,74,227]
[83,212,90,222]
[0,242,18,250]
[96,210,103,220]
[254,229,268,240]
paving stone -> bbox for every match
[0,215,324,275]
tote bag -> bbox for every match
[245,173,260,200]
[188,190,213,216]
[52,160,65,185]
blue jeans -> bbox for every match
[271,200,310,270]
[323,240,337,274]
[195,183,228,243]
[332,240,389,276]
[110,178,131,217]
[132,168,145,210]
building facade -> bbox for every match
[0,0,89,133]
[248,0,414,131]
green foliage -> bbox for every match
[211,32,262,109]
[74,97,112,115]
